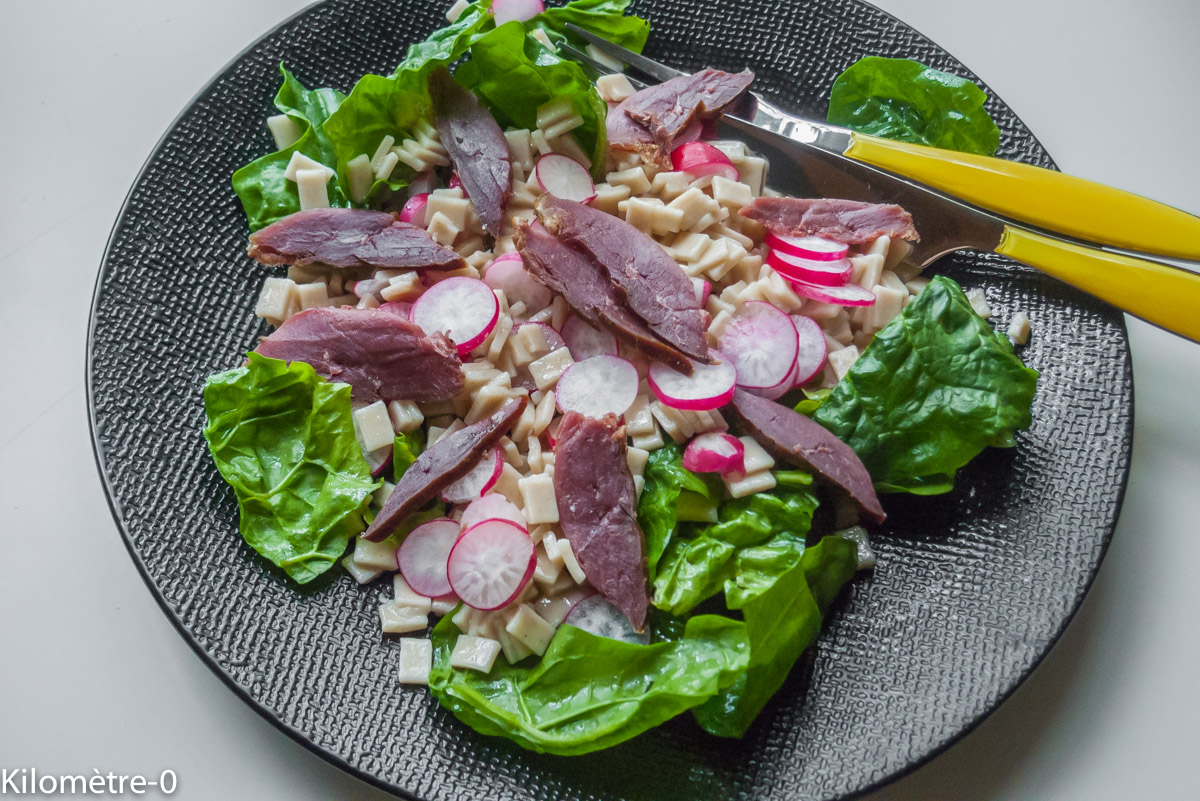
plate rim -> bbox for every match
[85,1,1135,798]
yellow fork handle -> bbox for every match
[996,226,1200,341]
[845,133,1200,262]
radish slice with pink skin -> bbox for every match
[515,321,565,351]
[379,301,413,320]
[561,316,618,361]
[492,0,545,25]
[484,255,553,312]
[768,250,853,287]
[490,251,523,265]
[555,354,639,418]
[534,154,596,204]
[565,594,650,644]
[690,277,712,307]
[717,301,800,389]
[790,314,828,386]
[447,519,536,610]
[448,173,465,193]
[411,276,499,354]
[397,518,461,598]
[670,142,740,181]
[400,193,429,226]
[364,446,393,478]
[744,360,798,400]
[765,232,849,262]
[460,494,526,533]
[647,352,738,411]
[784,276,877,307]
[682,432,745,475]
[409,171,437,196]
[441,448,503,504]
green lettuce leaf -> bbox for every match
[529,0,650,53]
[814,275,1038,494]
[427,612,750,755]
[454,21,610,175]
[201,354,379,583]
[636,442,712,578]
[392,429,427,482]
[232,66,349,231]
[321,1,495,197]
[652,485,820,617]
[828,56,1001,156]
[693,536,857,737]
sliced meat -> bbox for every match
[429,66,511,236]
[535,196,710,363]
[247,208,465,270]
[553,412,650,631]
[363,398,527,542]
[254,307,463,403]
[740,197,919,245]
[608,68,754,166]
[727,389,885,525]
[515,222,693,374]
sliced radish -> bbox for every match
[460,495,527,533]
[409,171,437,196]
[379,300,413,320]
[397,518,460,598]
[490,251,523,265]
[492,0,545,25]
[768,249,853,287]
[411,276,499,354]
[784,276,877,307]
[447,519,536,610]
[790,314,828,386]
[670,142,739,181]
[400,193,429,226]
[484,255,552,312]
[716,301,800,389]
[515,321,565,352]
[555,355,639,418]
[682,432,745,476]
[691,277,712,307]
[744,359,798,400]
[564,594,650,644]
[647,351,737,411]
[448,172,465,193]
[441,448,503,504]
[364,446,393,478]
[534,154,596,204]
[561,316,618,361]
[765,232,849,262]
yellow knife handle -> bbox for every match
[845,133,1200,262]
[996,226,1200,341]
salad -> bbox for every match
[202,0,1039,755]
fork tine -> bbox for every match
[558,43,651,90]
[563,23,686,82]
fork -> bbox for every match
[563,24,1200,343]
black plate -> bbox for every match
[87,1,1132,798]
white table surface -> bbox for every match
[2,0,1197,798]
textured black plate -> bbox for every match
[87,1,1133,798]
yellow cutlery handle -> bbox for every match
[845,133,1200,262]
[996,226,1200,341]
